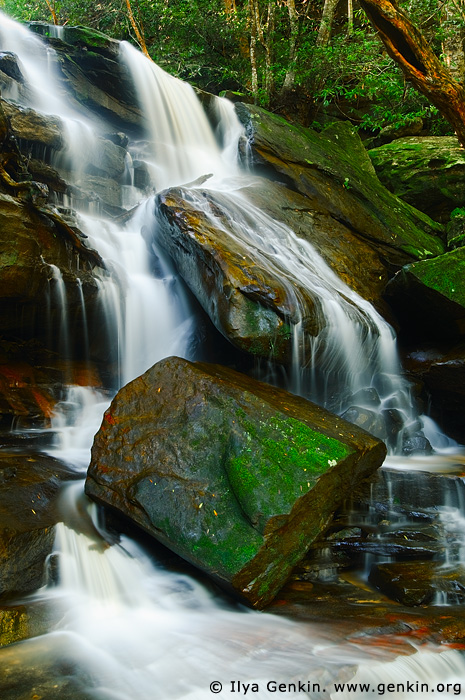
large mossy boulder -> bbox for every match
[384,247,465,341]
[369,136,465,222]
[235,105,445,268]
[85,356,386,608]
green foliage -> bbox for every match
[0,0,460,136]
[451,207,465,219]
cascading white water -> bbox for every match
[120,39,443,454]
[1,13,465,699]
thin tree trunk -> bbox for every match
[441,0,465,83]
[224,0,237,16]
[45,0,58,25]
[263,0,276,97]
[248,0,259,100]
[360,0,465,146]
[282,0,299,90]
[348,0,354,36]
[125,0,152,60]
[316,0,339,47]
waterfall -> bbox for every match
[118,42,441,453]
[1,12,464,699]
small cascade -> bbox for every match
[77,202,193,388]
[331,650,465,700]
[120,42,234,189]
[0,13,75,117]
[52,117,100,184]
[46,263,71,365]
[75,278,90,366]
[47,385,111,470]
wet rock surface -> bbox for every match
[156,177,395,363]
[86,356,386,608]
[404,343,465,442]
[0,450,79,598]
[0,191,103,344]
[235,104,445,268]
[28,23,142,132]
[369,561,465,606]
[288,464,465,616]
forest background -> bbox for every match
[1,0,464,139]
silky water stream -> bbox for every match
[0,14,465,698]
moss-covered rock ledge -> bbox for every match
[85,356,386,608]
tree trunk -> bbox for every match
[263,0,276,98]
[348,0,354,36]
[441,0,465,83]
[248,0,259,100]
[359,0,465,146]
[316,0,339,47]
[125,0,152,60]
[282,0,299,90]
[45,0,59,25]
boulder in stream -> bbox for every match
[86,356,386,608]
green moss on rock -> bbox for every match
[409,247,465,307]
[369,136,465,223]
[384,247,465,340]
[236,104,444,266]
[86,356,386,608]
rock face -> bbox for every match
[0,451,77,597]
[156,187,300,362]
[156,176,395,362]
[384,247,465,341]
[235,105,445,267]
[404,344,465,441]
[0,192,103,345]
[28,24,142,132]
[369,561,465,606]
[86,356,386,608]
[369,136,465,222]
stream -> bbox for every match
[0,12,464,699]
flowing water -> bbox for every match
[0,13,465,699]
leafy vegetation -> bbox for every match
[0,0,463,136]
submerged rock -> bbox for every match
[369,561,465,606]
[86,356,386,608]
[369,136,465,222]
[235,105,444,268]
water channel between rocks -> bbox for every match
[0,12,465,700]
